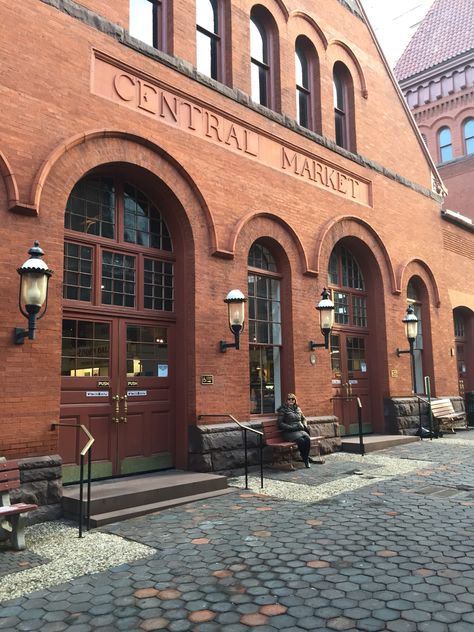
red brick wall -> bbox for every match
[0,0,471,460]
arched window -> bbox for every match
[129,0,167,51]
[463,118,474,155]
[196,0,221,80]
[64,176,173,310]
[438,126,453,163]
[333,62,354,151]
[295,36,319,131]
[248,242,281,414]
[328,245,366,327]
[250,14,269,106]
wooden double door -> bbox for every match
[331,332,372,435]
[60,316,174,482]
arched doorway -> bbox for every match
[328,244,371,434]
[454,307,474,395]
[59,172,178,482]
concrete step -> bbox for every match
[62,470,229,523]
[341,434,420,453]
[89,488,235,527]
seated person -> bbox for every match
[277,393,314,468]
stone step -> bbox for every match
[62,470,229,522]
[89,488,235,527]
[341,434,420,453]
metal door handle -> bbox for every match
[120,394,128,423]
[112,395,120,423]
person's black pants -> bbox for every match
[296,433,311,462]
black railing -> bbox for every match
[331,395,364,455]
[198,414,264,489]
[50,423,94,537]
[415,395,435,439]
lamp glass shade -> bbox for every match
[228,301,245,329]
[403,305,418,341]
[405,318,418,341]
[20,271,49,307]
[317,289,335,332]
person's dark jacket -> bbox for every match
[277,403,309,441]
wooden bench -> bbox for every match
[430,399,468,434]
[262,419,324,469]
[0,459,37,550]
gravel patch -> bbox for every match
[228,452,432,502]
[0,521,156,601]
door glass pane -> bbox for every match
[249,346,279,413]
[61,319,110,376]
[126,325,168,377]
[330,334,340,372]
[346,337,366,372]
[102,251,136,307]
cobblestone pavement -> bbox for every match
[1,433,474,631]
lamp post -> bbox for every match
[310,288,335,350]
[396,303,419,394]
[220,289,247,352]
[14,241,53,345]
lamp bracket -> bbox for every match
[220,340,236,353]
[14,328,28,345]
[396,348,410,356]
[310,340,327,351]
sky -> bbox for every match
[360,0,435,67]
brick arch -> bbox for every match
[313,215,397,293]
[0,150,23,212]
[327,40,368,99]
[288,11,328,49]
[397,258,441,308]
[16,129,219,253]
[228,210,317,276]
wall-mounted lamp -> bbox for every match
[220,289,246,352]
[14,241,53,345]
[396,303,419,393]
[310,288,335,351]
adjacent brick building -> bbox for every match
[0,0,472,487]
[395,0,474,400]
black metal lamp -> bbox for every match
[220,289,246,352]
[396,303,419,393]
[310,288,335,350]
[14,241,53,345]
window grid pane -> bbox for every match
[61,319,110,377]
[65,177,115,238]
[123,183,172,251]
[352,295,367,327]
[102,251,136,307]
[334,292,349,325]
[63,243,93,302]
[144,259,174,311]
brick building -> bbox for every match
[394,0,474,400]
[0,0,472,493]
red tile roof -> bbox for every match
[394,0,474,81]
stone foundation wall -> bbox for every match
[188,416,341,473]
[12,455,63,524]
[384,396,466,434]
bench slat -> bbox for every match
[0,503,37,516]
[0,479,20,492]
[0,460,19,471]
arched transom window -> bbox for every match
[64,176,174,311]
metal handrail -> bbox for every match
[331,396,364,455]
[198,414,264,489]
[414,394,434,439]
[51,423,94,537]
